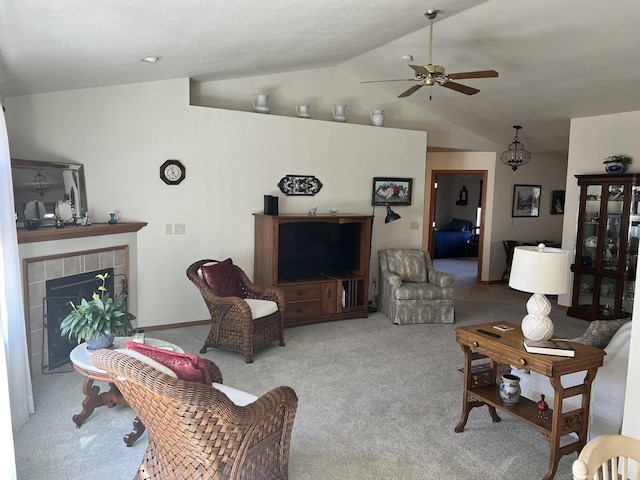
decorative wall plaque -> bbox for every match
[278,174,323,196]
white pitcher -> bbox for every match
[252,93,270,114]
[332,104,347,122]
[296,105,310,118]
[370,109,385,127]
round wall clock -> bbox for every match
[160,160,186,185]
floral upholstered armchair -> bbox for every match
[378,248,454,325]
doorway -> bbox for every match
[427,170,487,282]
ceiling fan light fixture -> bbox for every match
[500,125,531,171]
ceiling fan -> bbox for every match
[361,10,499,98]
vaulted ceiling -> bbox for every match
[1,0,639,154]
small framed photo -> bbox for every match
[372,177,412,206]
[512,184,541,217]
[551,190,565,215]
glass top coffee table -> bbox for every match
[70,336,182,446]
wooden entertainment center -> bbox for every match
[253,213,372,327]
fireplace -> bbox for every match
[44,268,115,371]
[21,244,132,376]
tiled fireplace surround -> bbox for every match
[18,224,144,377]
[24,246,128,376]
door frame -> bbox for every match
[426,169,488,283]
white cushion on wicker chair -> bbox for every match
[244,298,278,319]
[212,382,258,406]
[197,265,278,319]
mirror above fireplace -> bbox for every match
[11,158,88,227]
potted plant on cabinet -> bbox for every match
[603,155,633,174]
[60,272,135,350]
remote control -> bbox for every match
[477,329,501,338]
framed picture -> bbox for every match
[551,190,565,215]
[372,177,412,206]
[512,184,541,217]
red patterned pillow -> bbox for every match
[200,258,244,298]
[126,341,212,385]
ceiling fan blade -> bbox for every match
[447,70,499,80]
[398,84,424,98]
[409,64,429,76]
[440,81,479,95]
[360,78,416,84]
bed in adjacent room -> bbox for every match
[434,218,474,259]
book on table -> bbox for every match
[523,338,575,357]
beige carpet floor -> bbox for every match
[14,257,589,479]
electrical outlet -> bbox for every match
[174,223,185,234]
[165,224,173,234]
[410,221,420,230]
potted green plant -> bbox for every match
[603,155,633,174]
[60,272,135,350]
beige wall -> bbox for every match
[426,151,567,282]
[561,109,640,442]
[191,66,502,152]
[5,78,427,328]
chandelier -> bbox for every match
[29,170,50,197]
[500,125,531,172]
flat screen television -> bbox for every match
[278,222,360,281]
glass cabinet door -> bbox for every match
[581,184,602,268]
[603,184,624,271]
[575,273,595,315]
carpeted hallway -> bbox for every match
[14,258,588,479]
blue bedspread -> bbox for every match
[434,230,473,258]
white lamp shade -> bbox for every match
[508,245,570,295]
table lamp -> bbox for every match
[508,243,570,341]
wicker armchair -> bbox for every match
[187,259,285,363]
[92,349,298,480]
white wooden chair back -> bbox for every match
[573,434,640,480]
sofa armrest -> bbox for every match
[429,269,454,287]
[384,273,402,287]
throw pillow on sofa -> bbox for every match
[575,319,630,349]
[126,341,212,384]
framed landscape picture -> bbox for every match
[372,177,412,206]
[512,184,541,217]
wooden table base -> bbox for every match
[72,374,146,446]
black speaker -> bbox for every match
[264,195,279,215]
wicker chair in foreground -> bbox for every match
[187,259,285,363]
[93,349,298,480]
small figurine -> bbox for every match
[81,212,91,226]
[537,394,549,419]
[308,207,317,216]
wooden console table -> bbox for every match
[455,321,605,480]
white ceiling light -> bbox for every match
[141,56,161,63]
[400,54,413,62]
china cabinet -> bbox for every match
[568,173,640,320]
